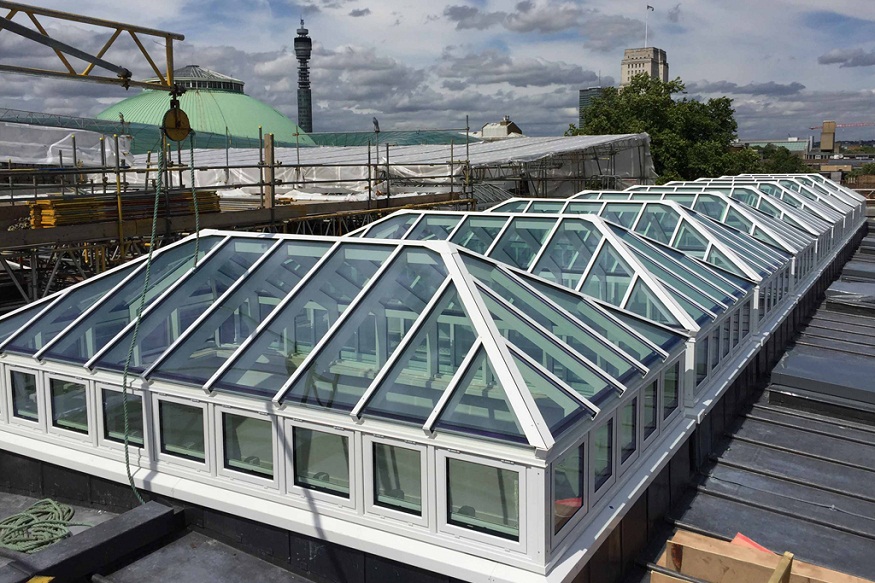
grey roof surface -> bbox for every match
[649,230,875,581]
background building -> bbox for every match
[620,47,669,86]
[578,87,605,128]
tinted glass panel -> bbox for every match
[159,401,204,462]
[293,427,349,497]
[223,413,273,478]
[447,458,519,541]
[374,443,421,515]
[554,445,584,533]
[102,390,143,446]
[50,378,88,433]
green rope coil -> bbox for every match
[0,499,88,553]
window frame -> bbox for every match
[0,363,6,425]
[285,419,357,510]
[215,406,279,489]
[662,358,683,426]
[96,384,147,454]
[363,435,429,527]
[550,439,588,544]
[45,373,93,443]
[152,394,211,472]
[6,365,44,430]
[640,377,661,450]
[617,396,639,475]
[437,450,527,553]
[589,415,616,507]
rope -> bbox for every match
[190,132,200,263]
[0,499,88,553]
[119,138,168,506]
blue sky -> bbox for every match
[2,0,874,141]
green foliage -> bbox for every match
[849,162,875,177]
[572,74,761,180]
[759,144,809,173]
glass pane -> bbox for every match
[566,201,606,215]
[710,330,720,371]
[406,215,461,241]
[448,458,519,541]
[620,398,637,463]
[465,256,637,386]
[285,248,447,410]
[488,217,555,270]
[554,445,584,533]
[626,279,679,327]
[49,238,270,365]
[4,265,137,355]
[436,347,526,443]
[531,220,602,288]
[364,214,418,239]
[362,286,476,424]
[722,318,731,358]
[642,381,657,441]
[450,215,507,255]
[0,302,49,346]
[695,336,709,385]
[159,401,204,462]
[102,390,143,446]
[672,221,708,258]
[10,370,38,421]
[602,203,642,228]
[593,419,613,492]
[724,209,753,233]
[38,238,221,358]
[511,351,589,437]
[529,201,565,213]
[481,291,614,404]
[374,443,421,515]
[293,427,349,497]
[634,205,679,244]
[580,245,634,306]
[489,200,529,213]
[50,378,88,433]
[142,240,331,384]
[213,244,392,397]
[223,413,273,478]
[664,361,680,419]
[692,195,727,219]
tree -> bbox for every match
[758,144,809,173]
[567,74,761,182]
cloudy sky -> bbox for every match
[2,0,874,141]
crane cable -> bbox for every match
[118,131,201,506]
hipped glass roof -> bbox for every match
[696,179,846,226]
[486,200,788,282]
[626,184,831,238]
[355,211,757,331]
[0,231,684,451]
[570,190,814,254]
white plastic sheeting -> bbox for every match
[0,122,132,166]
[131,134,655,197]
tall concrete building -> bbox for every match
[620,47,668,86]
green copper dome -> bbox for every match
[97,65,314,146]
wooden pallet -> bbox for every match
[652,529,872,583]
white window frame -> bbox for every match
[662,358,683,426]
[363,435,428,527]
[45,373,94,444]
[550,438,588,547]
[0,363,7,425]
[640,376,661,451]
[437,449,527,553]
[96,384,148,455]
[617,395,640,476]
[215,406,279,489]
[589,414,616,507]
[284,419,357,510]
[151,393,212,473]
[6,366,44,431]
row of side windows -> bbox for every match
[0,367,524,545]
[551,359,681,540]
